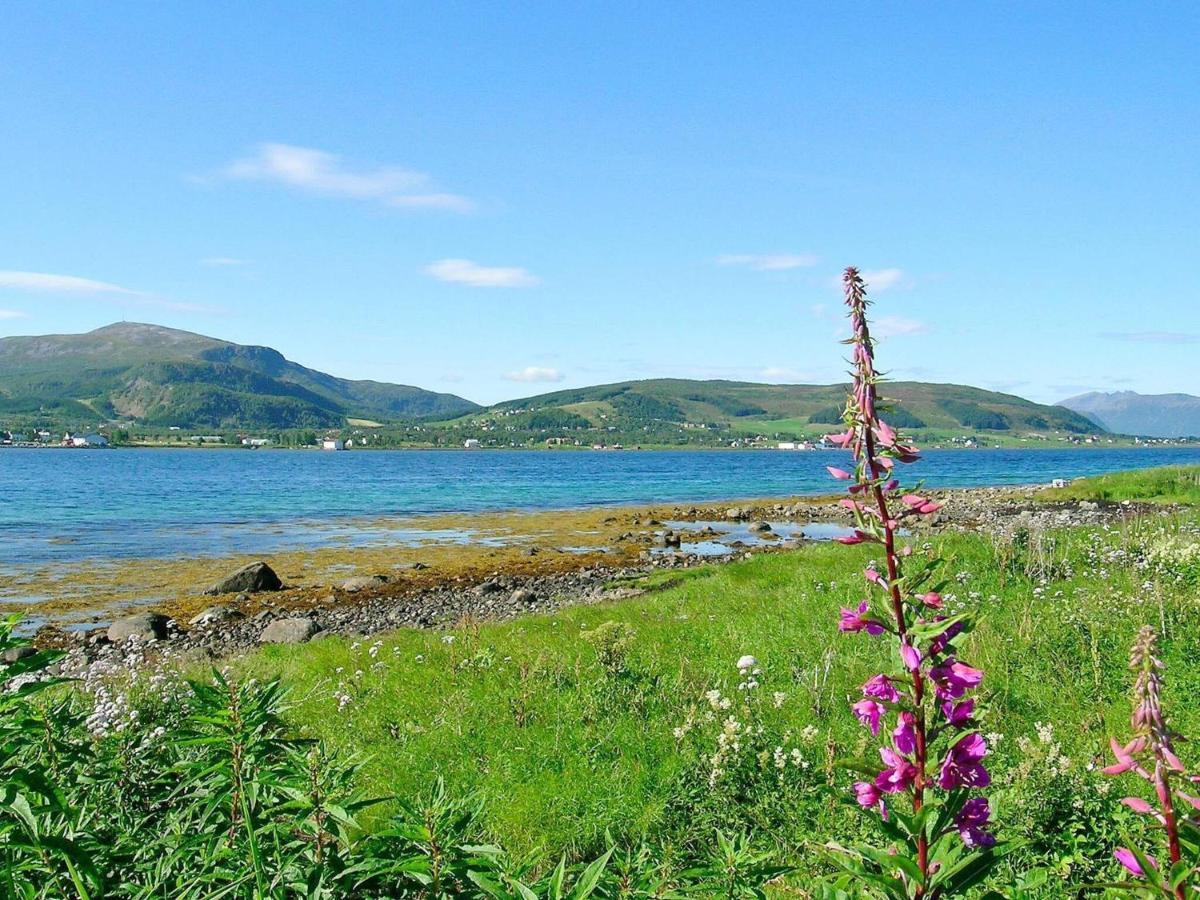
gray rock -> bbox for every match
[1,646,36,664]
[259,617,320,644]
[204,561,283,596]
[749,521,772,533]
[340,575,389,593]
[108,613,171,643]
[510,588,537,605]
[402,562,429,571]
[473,580,504,596]
[725,507,747,521]
[189,605,244,627]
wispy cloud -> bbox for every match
[200,257,249,267]
[439,373,465,383]
[1100,330,1200,344]
[0,270,213,313]
[503,366,564,383]
[861,268,910,291]
[0,309,29,320]
[0,271,138,295]
[217,143,474,212]
[717,253,819,271]
[425,258,540,288]
[874,315,930,338]
[759,366,819,383]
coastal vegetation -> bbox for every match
[4,279,1200,896]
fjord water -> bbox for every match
[4,447,1200,566]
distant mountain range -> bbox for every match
[0,321,1108,434]
[0,322,480,428]
[1059,391,1200,438]
[481,378,1100,435]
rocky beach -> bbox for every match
[25,483,1170,679]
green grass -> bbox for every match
[238,511,1200,883]
[1044,464,1200,504]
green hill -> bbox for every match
[479,378,1101,439]
[0,322,480,429]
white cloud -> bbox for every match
[219,143,474,212]
[0,270,213,313]
[0,271,137,295]
[0,309,29,320]
[424,258,540,288]
[861,268,909,291]
[504,366,564,383]
[759,366,818,383]
[201,257,249,267]
[717,253,819,271]
[873,315,930,338]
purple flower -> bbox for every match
[930,659,984,700]
[927,620,966,657]
[875,747,918,794]
[938,732,991,790]
[1114,847,1156,877]
[853,699,885,736]
[941,698,975,726]
[893,711,916,755]
[839,602,886,635]
[853,780,883,812]
[862,674,900,703]
[900,641,922,672]
[955,797,995,848]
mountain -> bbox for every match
[0,322,480,429]
[478,378,1100,435]
[1058,391,1200,438]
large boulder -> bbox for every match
[204,561,283,596]
[108,613,171,643]
[259,617,320,645]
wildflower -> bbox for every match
[838,601,886,635]
[938,733,991,790]
[853,699,885,736]
[862,673,900,703]
[929,659,984,700]
[899,641,921,672]
[772,691,787,708]
[1114,847,1156,877]
[942,698,976,726]
[875,747,918,794]
[854,780,884,811]
[736,654,759,671]
[893,711,916,755]
[955,797,996,848]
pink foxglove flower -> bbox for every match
[828,267,994,888]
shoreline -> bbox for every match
[23,483,1164,668]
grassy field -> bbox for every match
[238,502,1200,889]
[1044,464,1200,504]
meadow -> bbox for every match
[5,466,1199,896]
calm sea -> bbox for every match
[3,446,1199,566]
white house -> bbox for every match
[463,438,481,449]
[321,438,346,451]
[70,433,109,448]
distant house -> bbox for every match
[321,438,346,451]
[241,438,272,447]
[777,441,798,450]
[66,432,109,448]
[463,439,481,449]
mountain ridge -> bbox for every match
[1058,390,1200,438]
[0,322,480,428]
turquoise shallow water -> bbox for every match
[3,446,1199,565]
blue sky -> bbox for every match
[2,3,1197,405]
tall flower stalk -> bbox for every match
[826,267,1000,899]
[1103,626,1199,897]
